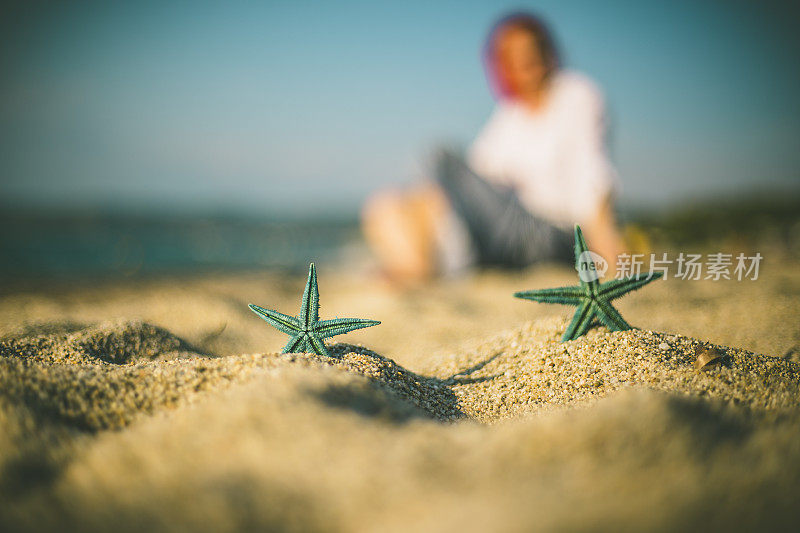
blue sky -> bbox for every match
[1,0,798,214]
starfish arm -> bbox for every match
[298,263,320,329]
[282,334,307,354]
[514,286,585,306]
[562,299,596,342]
[313,318,381,339]
[307,334,332,357]
[594,298,632,331]
[573,224,589,262]
[573,225,599,293]
[249,304,301,335]
[597,272,663,301]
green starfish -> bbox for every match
[249,263,380,357]
[514,225,662,342]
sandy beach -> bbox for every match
[3,0,799,529]
[2,258,800,532]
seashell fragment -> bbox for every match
[694,345,723,371]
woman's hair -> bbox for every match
[483,12,560,99]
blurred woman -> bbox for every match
[362,12,625,283]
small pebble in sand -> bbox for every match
[658,342,671,351]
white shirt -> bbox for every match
[468,70,618,228]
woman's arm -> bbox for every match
[565,75,626,274]
[585,193,626,277]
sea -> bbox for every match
[0,209,362,282]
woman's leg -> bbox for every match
[361,150,574,282]
[435,149,572,266]
[361,184,448,283]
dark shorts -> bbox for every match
[434,149,573,268]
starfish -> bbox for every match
[248,263,380,357]
[514,224,662,342]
